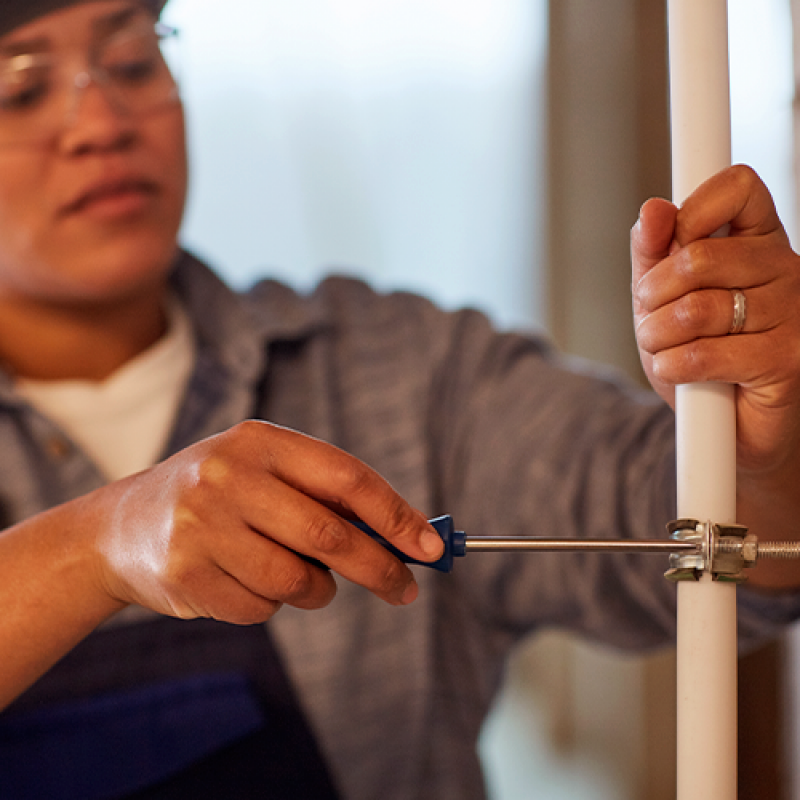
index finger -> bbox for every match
[675,164,788,246]
[256,422,445,562]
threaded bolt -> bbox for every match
[757,541,800,560]
[716,538,800,560]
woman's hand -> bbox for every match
[632,164,800,476]
[0,421,443,707]
[96,420,443,623]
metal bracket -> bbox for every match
[664,518,754,583]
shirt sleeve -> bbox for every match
[303,277,800,652]
[415,300,800,650]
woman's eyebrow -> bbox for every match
[0,37,50,58]
[0,6,142,58]
[0,5,149,60]
[91,6,144,39]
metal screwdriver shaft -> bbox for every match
[464,537,699,554]
[356,516,702,573]
[354,516,800,575]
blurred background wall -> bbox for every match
[162,0,797,796]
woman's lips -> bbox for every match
[62,178,158,219]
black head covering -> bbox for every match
[0,0,168,38]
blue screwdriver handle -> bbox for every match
[353,514,465,573]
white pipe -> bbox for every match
[667,1,738,799]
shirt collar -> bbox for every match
[0,249,330,408]
[169,249,331,384]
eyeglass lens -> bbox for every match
[0,19,179,147]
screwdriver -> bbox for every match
[352,515,700,574]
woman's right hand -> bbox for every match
[95,420,443,623]
[0,421,442,708]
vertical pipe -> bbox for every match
[667,1,738,799]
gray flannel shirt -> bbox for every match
[1,252,797,800]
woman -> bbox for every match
[2,1,800,798]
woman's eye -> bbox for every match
[106,57,158,84]
[101,30,163,86]
[0,73,48,112]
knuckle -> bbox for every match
[729,163,758,191]
[267,559,337,609]
[681,340,710,375]
[273,562,315,601]
[673,292,708,335]
[330,457,373,497]
[150,512,214,588]
[371,556,409,598]
[679,240,714,283]
[651,352,673,382]
[221,420,269,461]
[636,329,655,355]
[285,569,337,610]
[194,454,233,489]
[228,419,264,441]
[634,285,657,314]
[652,342,706,384]
[174,446,236,497]
[305,513,351,556]
[378,494,414,539]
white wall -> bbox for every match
[729,0,795,237]
[163,0,548,331]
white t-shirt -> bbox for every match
[16,299,196,482]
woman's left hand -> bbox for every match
[632,164,800,477]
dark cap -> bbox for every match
[0,1,168,38]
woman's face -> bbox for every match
[0,0,187,307]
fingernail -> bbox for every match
[421,527,445,558]
[401,580,419,605]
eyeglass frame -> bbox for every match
[0,17,180,147]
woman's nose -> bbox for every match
[58,72,136,154]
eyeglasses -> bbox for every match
[0,19,180,148]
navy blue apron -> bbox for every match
[0,617,341,800]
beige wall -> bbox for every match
[547,0,670,378]
[544,2,676,796]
